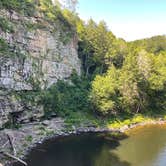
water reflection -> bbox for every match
[112,125,166,166]
[93,147,131,166]
[14,132,129,166]
[13,125,166,166]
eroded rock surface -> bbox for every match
[0,10,80,91]
[0,8,81,128]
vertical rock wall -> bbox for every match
[0,8,81,127]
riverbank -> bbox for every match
[1,115,166,166]
[107,114,166,132]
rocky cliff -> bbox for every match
[0,2,81,128]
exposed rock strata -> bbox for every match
[0,10,80,91]
[0,9,81,128]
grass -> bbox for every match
[0,17,14,33]
[63,111,166,131]
[25,135,33,142]
[64,111,99,128]
[107,114,153,129]
[37,125,55,136]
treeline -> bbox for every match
[91,43,166,115]
[62,10,127,76]
[35,4,166,118]
[61,9,166,117]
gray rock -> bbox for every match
[42,120,50,126]
[0,8,81,127]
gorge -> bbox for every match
[0,0,166,166]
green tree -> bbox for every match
[91,66,119,115]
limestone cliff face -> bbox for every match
[0,9,80,90]
[0,8,81,128]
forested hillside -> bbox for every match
[43,8,166,123]
[0,0,166,128]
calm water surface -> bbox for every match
[14,124,166,166]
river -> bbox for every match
[13,124,166,166]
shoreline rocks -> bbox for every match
[1,117,166,166]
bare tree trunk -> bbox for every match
[86,66,89,77]
[7,134,17,156]
[0,151,27,166]
[0,133,27,165]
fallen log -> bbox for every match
[0,151,27,166]
[6,134,17,156]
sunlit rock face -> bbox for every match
[0,9,81,91]
[0,8,81,127]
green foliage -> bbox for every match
[105,38,128,68]
[108,114,153,129]
[78,19,117,76]
[2,119,22,129]
[148,53,166,90]
[24,21,39,31]
[0,37,25,58]
[0,0,36,16]
[15,90,41,106]
[91,66,119,115]
[40,73,91,118]
[0,38,16,57]
[27,75,42,91]
[91,47,166,115]
[0,0,74,41]
[0,17,14,33]
[25,135,33,142]
[0,38,10,55]
[38,0,75,44]
[129,35,166,54]
[61,10,128,77]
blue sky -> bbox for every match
[77,0,166,41]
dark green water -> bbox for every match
[14,125,166,166]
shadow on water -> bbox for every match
[13,132,130,166]
[92,132,131,166]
